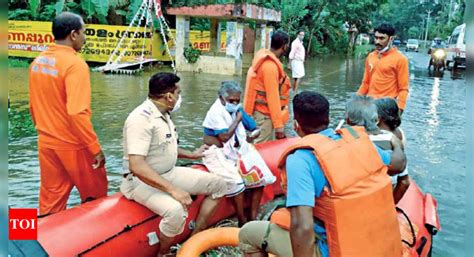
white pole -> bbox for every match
[424,9,432,49]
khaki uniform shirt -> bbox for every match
[123,99,178,174]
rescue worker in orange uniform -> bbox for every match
[243,31,292,143]
[29,12,108,216]
[357,23,409,113]
[239,91,407,257]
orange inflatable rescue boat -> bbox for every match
[11,139,439,257]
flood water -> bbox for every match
[8,51,466,257]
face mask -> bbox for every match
[298,35,304,41]
[225,102,240,113]
[171,94,182,113]
[378,38,393,54]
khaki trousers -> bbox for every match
[253,111,274,144]
[239,221,322,257]
[120,167,227,237]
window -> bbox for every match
[450,33,459,45]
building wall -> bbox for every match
[175,55,239,75]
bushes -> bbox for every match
[8,0,140,25]
[183,44,201,63]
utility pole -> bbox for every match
[424,9,432,48]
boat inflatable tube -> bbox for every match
[33,138,438,257]
[176,227,240,257]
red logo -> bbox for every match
[9,208,38,240]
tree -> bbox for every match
[279,0,308,33]
[371,0,465,41]
[329,0,386,53]
[407,26,420,39]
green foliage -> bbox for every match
[9,0,464,57]
[81,0,109,24]
[38,3,56,21]
[8,57,32,68]
[55,0,65,16]
[280,0,308,33]
[109,0,129,8]
[190,18,210,31]
[115,10,128,16]
[407,26,421,39]
[126,0,143,24]
[28,0,41,19]
[93,0,110,23]
[372,0,465,41]
[183,44,202,63]
[8,109,37,139]
[8,9,32,20]
[80,0,93,19]
[170,0,282,10]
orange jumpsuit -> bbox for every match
[29,44,108,215]
[357,47,409,110]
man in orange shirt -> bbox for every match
[29,12,107,216]
[243,31,291,143]
[357,23,409,112]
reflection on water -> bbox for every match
[8,52,466,257]
[428,77,440,127]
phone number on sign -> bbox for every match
[81,49,151,56]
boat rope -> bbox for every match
[76,213,159,256]
[111,0,150,67]
[105,0,148,67]
[138,0,152,71]
[98,0,176,74]
[152,0,176,73]
[396,206,417,248]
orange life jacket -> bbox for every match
[243,49,291,126]
[273,126,402,257]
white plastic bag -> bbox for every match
[237,143,276,188]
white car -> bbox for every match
[406,39,419,52]
[446,23,466,69]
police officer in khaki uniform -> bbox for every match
[120,72,227,257]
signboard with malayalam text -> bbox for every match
[8,20,227,63]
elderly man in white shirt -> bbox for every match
[289,29,306,92]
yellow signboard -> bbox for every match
[8,20,153,63]
[9,20,227,63]
[8,20,55,58]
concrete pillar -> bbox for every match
[210,18,219,55]
[234,21,244,75]
[254,23,266,53]
[266,26,274,49]
[217,21,223,53]
[175,15,190,68]
[226,21,238,58]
